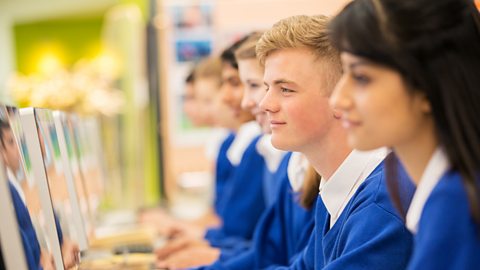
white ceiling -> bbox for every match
[0,0,117,23]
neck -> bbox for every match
[393,121,437,185]
[303,121,352,180]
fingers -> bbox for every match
[156,246,220,269]
[155,237,190,260]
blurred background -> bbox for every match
[0,0,416,217]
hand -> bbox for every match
[155,236,209,260]
[139,208,177,234]
[164,222,206,239]
[40,250,55,270]
[156,246,220,270]
[139,209,202,238]
[61,238,80,269]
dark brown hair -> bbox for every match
[330,0,480,222]
[299,165,321,209]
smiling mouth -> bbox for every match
[270,121,286,127]
[341,119,361,129]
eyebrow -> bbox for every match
[273,79,295,85]
[246,79,262,84]
[348,60,372,69]
[264,78,297,87]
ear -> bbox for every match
[419,94,432,114]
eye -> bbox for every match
[230,78,242,87]
[249,83,261,89]
[281,87,294,93]
[350,72,371,85]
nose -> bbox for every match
[259,87,278,113]
[330,76,352,112]
[241,90,255,111]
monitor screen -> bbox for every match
[53,111,96,238]
[68,114,105,214]
[17,107,66,270]
[1,105,61,269]
[35,109,88,252]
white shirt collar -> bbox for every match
[406,148,450,233]
[287,152,310,192]
[204,128,230,161]
[256,134,287,172]
[320,148,387,228]
[227,121,262,166]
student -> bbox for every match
[329,0,480,268]
[198,37,266,249]
[193,57,237,217]
[141,59,234,236]
[196,32,320,270]
[256,15,413,269]
[237,32,289,208]
[182,69,203,127]
[156,36,267,268]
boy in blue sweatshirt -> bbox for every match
[156,36,268,269]
[256,15,414,269]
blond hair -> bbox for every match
[256,15,341,93]
[234,31,264,60]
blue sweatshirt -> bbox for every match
[214,132,236,216]
[205,135,266,250]
[283,162,414,270]
[196,152,316,270]
[407,170,480,269]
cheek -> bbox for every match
[289,98,332,132]
[362,100,414,144]
[252,90,266,104]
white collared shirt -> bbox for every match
[406,148,450,233]
[204,128,230,161]
[288,152,310,192]
[256,134,287,173]
[320,148,387,228]
[227,121,262,166]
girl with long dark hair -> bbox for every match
[330,0,480,268]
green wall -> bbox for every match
[14,16,104,74]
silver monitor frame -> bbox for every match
[20,107,65,270]
[0,161,29,270]
[52,110,90,251]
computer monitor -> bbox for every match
[33,108,89,251]
[68,114,103,213]
[18,107,65,270]
[0,159,28,270]
[53,111,96,238]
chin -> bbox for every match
[271,136,297,151]
[348,136,381,151]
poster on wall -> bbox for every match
[170,4,213,30]
[175,38,212,62]
[166,1,255,146]
[168,2,216,146]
